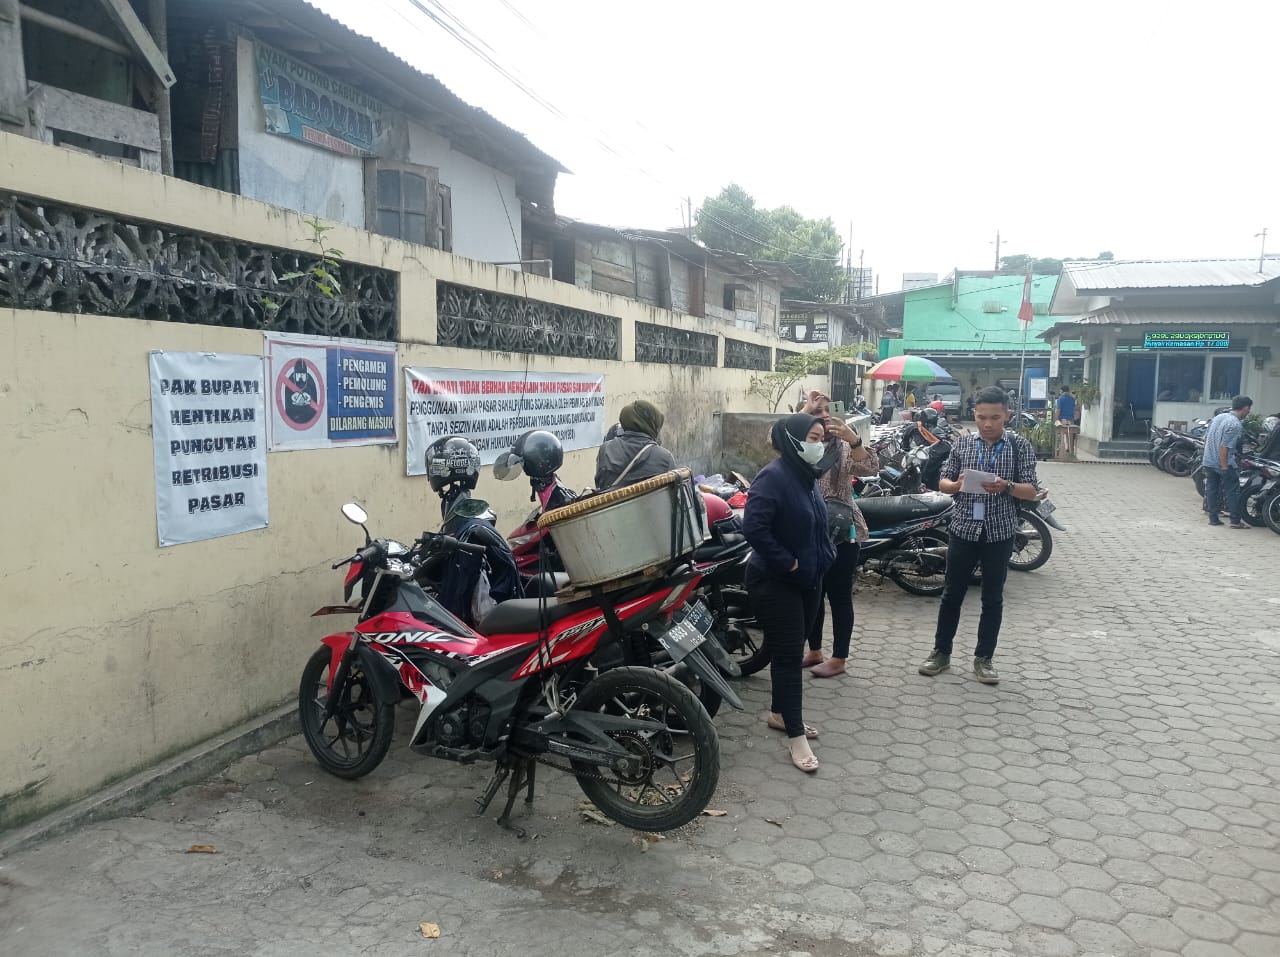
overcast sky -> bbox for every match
[319,0,1280,292]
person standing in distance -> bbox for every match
[1202,395,1253,529]
[918,386,1040,685]
[742,414,836,772]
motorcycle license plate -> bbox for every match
[657,620,707,662]
[676,600,714,636]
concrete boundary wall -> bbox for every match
[0,135,826,829]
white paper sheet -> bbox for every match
[960,469,1000,493]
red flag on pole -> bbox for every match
[1017,270,1034,326]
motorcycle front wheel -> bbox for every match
[1263,490,1280,535]
[299,647,395,779]
[1164,450,1196,478]
[1243,490,1270,527]
[570,667,720,832]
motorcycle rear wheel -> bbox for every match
[570,667,720,832]
[890,529,949,597]
[1008,512,1053,572]
[299,647,395,780]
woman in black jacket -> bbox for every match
[742,414,837,773]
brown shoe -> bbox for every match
[809,658,847,678]
[801,650,825,668]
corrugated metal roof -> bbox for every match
[1062,258,1280,291]
[1039,306,1280,340]
[1076,306,1280,325]
[184,0,568,176]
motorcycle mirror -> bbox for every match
[341,502,371,543]
[493,452,524,481]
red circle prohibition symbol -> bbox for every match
[275,356,326,431]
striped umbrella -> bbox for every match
[864,355,953,382]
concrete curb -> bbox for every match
[0,702,298,858]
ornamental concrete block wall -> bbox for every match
[0,133,820,828]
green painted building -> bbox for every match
[871,272,1085,408]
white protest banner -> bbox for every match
[266,333,397,450]
[404,367,607,474]
[150,352,269,547]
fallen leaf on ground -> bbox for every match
[638,832,664,843]
[701,809,729,817]
[580,807,612,826]
[419,922,440,939]
[765,819,783,828]
[185,844,218,854]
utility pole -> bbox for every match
[858,249,865,300]
[687,197,693,236]
[1257,228,1268,273]
[993,229,1002,271]
[846,221,853,303]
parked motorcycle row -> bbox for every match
[297,419,1065,833]
[1149,413,1280,533]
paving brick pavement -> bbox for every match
[3,463,1279,957]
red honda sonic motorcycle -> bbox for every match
[300,502,723,831]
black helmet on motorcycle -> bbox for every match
[918,408,939,428]
[514,429,563,479]
[426,436,481,492]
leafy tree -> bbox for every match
[999,251,1115,275]
[695,184,769,255]
[695,184,846,301]
[998,253,1034,274]
[747,343,870,412]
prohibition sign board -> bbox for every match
[275,356,325,431]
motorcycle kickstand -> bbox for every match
[496,758,537,836]
[475,763,511,816]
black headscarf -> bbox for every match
[619,400,664,440]
[771,413,825,480]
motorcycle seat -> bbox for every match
[693,535,748,563]
[858,492,953,531]
[475,596,593,635]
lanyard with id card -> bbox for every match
[971,439,1004,522]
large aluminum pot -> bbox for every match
[537,469,708,586]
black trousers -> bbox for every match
[807,541,861,658]
[932,533,1015,659]
[746,569,821,738]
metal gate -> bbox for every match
[830,360,860,410]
